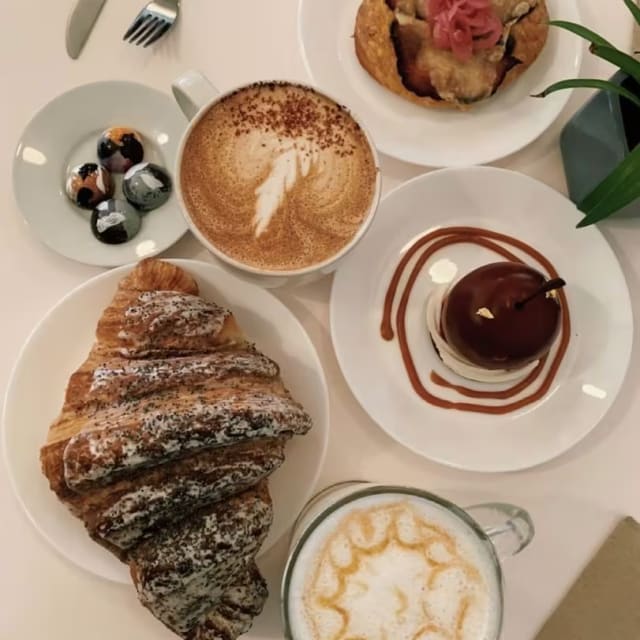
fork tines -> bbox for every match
[123,10,173,47]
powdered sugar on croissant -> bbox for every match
[40,258,313,639]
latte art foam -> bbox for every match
[287,495,501,640]
[181,83,378,271]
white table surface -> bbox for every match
[1,2,638,639]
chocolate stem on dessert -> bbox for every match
[515,278,566,310]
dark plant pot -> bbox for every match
[560,71,640,219]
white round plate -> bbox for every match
[298,0,582,167]
[331,167,633,472]
[13,81,188,266]
[2,260,329,583]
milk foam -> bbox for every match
[287,494,501,640]
[253,136,319,238]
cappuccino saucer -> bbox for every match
[13,81,188,267]
[331,167,633,472]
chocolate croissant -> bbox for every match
[40,258,313,639]
[355,0,549,109]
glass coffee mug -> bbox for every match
[282,482,534,640]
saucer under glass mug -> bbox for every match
[281,482,535,640]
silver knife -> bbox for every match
[65,0,106,59]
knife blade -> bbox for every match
[65,0,106,59]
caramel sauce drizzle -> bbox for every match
[304,502,483,640]
[381,227,571,415]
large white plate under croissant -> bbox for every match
[2,259,329,637]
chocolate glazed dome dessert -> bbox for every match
[382,226,571,413]
[442,262,564,370]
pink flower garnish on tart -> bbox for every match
[427,0,503,62]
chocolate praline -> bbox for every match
[66,163,114,209]
[97,127,144,173]
[442,262,562,370]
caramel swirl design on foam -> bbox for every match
[304,501,487,640]
[381,227,571,415]
[180,83,378,272]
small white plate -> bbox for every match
[331,167,633,472]
[298,0,582,167]
[13,81,188,266]
[2,260,329,583]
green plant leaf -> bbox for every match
[577,145,640,227]
[590,44,640,85]
[548,20,613,47]
[623,0,640,27]
[532,79,640,109]
[580,146,640,213]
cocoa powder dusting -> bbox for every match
[225,83,356,156]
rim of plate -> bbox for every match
[2,259,330,579]
[330,166,634,472]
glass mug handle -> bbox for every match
[465,503,535,560]
[171,70,221,121]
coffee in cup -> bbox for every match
[179,82,379,273]
[283,483,535,640]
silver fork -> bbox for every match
[123,0,179,47]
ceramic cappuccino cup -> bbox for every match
[172,71,381,288]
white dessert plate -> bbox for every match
[298,0,582,167]
[2,259,329,583]
[13,81,188,267]
[331,167,633,472]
